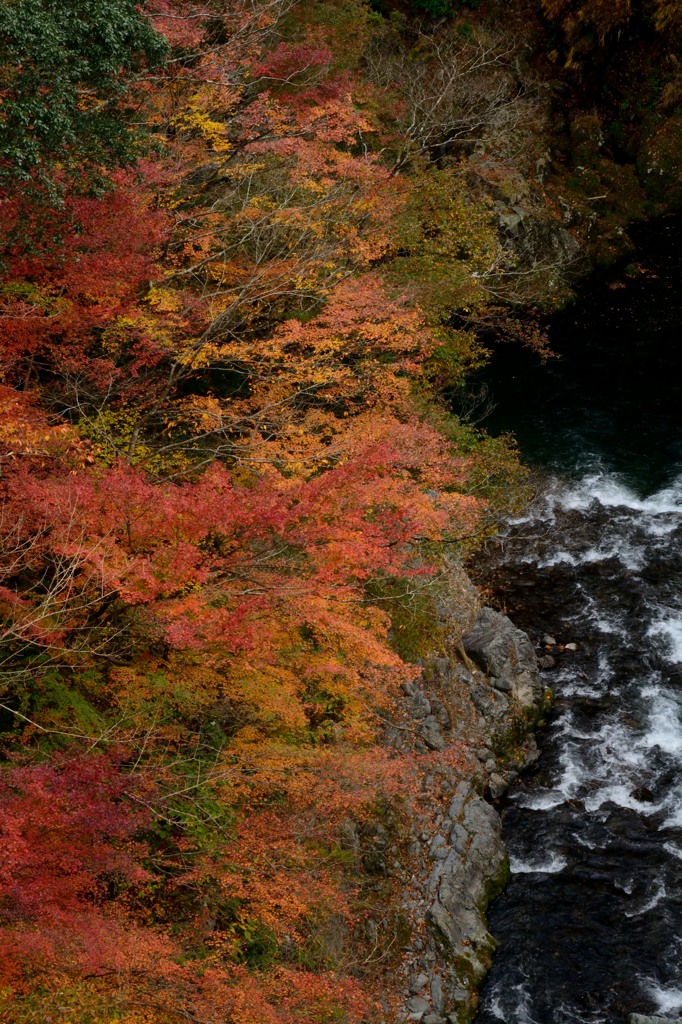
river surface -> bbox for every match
[470,218,682,1024]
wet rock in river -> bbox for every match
[630,786,655,802]
[605,806,658,839]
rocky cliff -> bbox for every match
[384,605,548,1024]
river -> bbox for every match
[470,217,682,1024]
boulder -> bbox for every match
[410,691,432,720]
[418,715,447,751]
[410,973,429,994]
[489,773,509,800]
[407,995,431,1016]
[462,607,542,709]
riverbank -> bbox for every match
[381,586,548,1024]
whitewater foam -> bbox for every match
[648,615,682,665]
[485,980,541,1024]
[547,471,682,517]
[509,852,568,874]
[647,981,682,1015]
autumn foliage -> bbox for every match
[0,1,527,1021]
[540,0,682,49]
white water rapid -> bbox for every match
[476,466,682,1024]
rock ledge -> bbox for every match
[391,606,548,1023]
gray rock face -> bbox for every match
[407,995,431,1015]
[391,603,544,1024]
[410,689,432,720]
[410,972,430,994]
[430,975,444,1013]
[470,679,510,722]
[418,715,448,751]
[462,606,543,709]
[426,781,507,990]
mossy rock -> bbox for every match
[481,852,511,909]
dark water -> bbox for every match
[472,218,682,1024]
